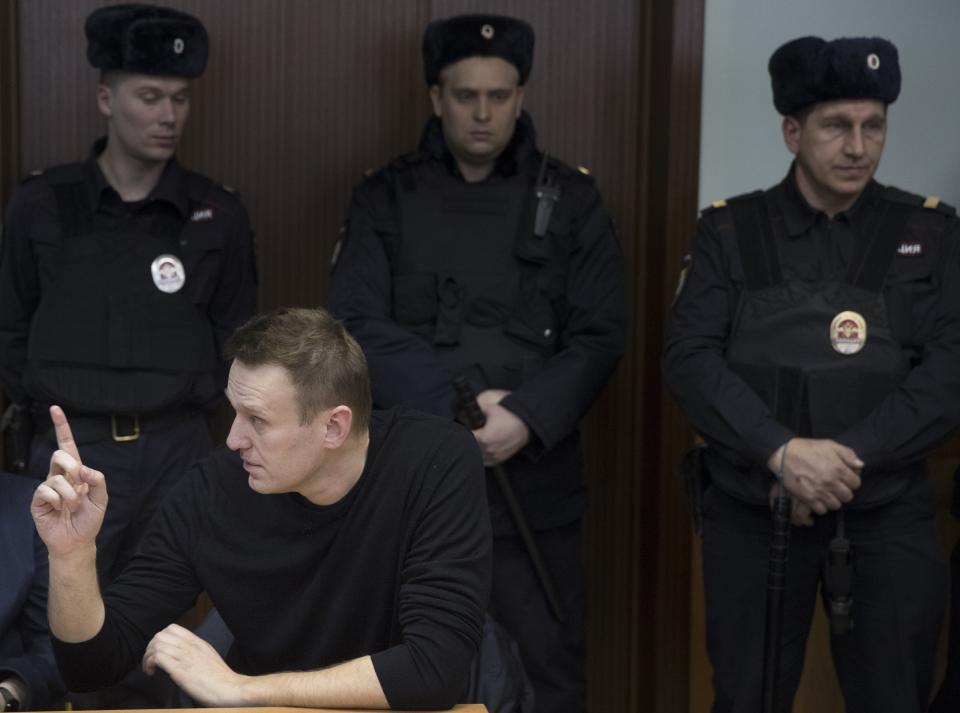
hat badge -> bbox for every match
[173,37,185,55]
[866,53,880,70]
[481,24,495,40]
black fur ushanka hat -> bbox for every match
[769,36,900,116]
[423,14,534,86]
[86,3,208,79]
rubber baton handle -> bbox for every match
[452,374,568,622]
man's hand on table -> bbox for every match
[143,623,252,706]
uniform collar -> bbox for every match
[775,164,883,238]
[418,111,540,180]
[83,137,191,217]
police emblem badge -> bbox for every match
[830,310,867,355]
[150,254,186,293]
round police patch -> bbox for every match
[151,254,186,293]
[830,310,867,355]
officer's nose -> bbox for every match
[844,126,865,158]
[158,98,177,126]
[474,96,490,122]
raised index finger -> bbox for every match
[50,405,82,463]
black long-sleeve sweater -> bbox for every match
[53,408,491,710]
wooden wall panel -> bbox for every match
[0,0,18,200]
[644,1,705,711]
[8,2,707,711]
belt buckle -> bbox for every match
[111,414,140,442]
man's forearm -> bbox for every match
[239,656,388,709]
[48,546,105,643]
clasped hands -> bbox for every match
[767,437,863,526]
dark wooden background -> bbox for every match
[0,1,706,711]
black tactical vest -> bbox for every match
[715,189,916,507]
[24,165,219,413]
[388,155,571,390]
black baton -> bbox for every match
[452,374,567,622]
[762,483,791,713]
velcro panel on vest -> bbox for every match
[728,191,783,291]
[845,201,913,292]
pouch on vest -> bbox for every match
[391,157,569,388]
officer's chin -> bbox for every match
[138,145,178,163]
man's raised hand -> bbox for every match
[31,406,108,556]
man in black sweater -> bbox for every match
[30,307,491,710]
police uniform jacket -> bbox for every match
[0,139,257,413]
[329,113,626,534]
[664,170,960,505]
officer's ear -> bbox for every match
[782,115,802,157]
[515,85,525,118]
[429,83,443,118]
[96,83,115,119]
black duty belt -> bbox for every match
[30,406,200,443]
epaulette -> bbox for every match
[883,186,956,217]
[700,199,728,216]
[923,196,956,216]
[537,154,594,193]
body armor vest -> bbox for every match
[390,155,570,390]
[24,165,219,413]
[713,189,916,507]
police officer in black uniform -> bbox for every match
[328,15,626,713]
[664,36,960,713]
[0,4,257,587]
